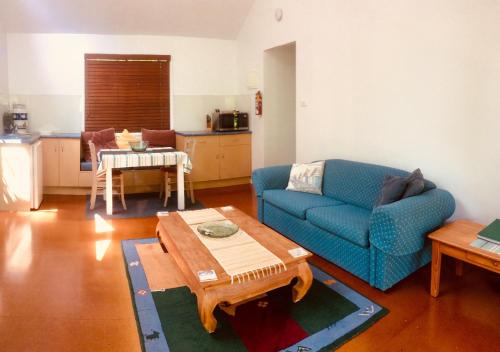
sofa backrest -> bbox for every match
[322,159,436,209]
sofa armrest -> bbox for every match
[369,188,455,256]
[252,165,292,197]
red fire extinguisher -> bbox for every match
[255,91,262,116]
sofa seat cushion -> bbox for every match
[306,205,372,247]
[263,189,343,219]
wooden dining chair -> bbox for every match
[160,139,196,207]
[89,141,127,210]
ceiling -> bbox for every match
[0,0,255,39]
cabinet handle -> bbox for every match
[61,144,64,153]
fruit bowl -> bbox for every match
[129,141,149,152]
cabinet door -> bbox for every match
[220,144,252,179]
[188,136,220,182]
[0,144,32,210]
[59,139,81,187]
[42,139,60,187]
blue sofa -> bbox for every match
[252,159,455,291]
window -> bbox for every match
[84,54,171,132]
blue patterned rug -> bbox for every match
[122,238,388,352]
[86,192,203,219]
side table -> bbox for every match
[428,220,500,297]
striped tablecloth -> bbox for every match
[98,147,192,173]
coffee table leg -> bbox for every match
[455,260,463,276]
[292,262,313,303]
[197,291,218,333]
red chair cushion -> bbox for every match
[141,128,176,148]
[81,128,119,161]
[81,131,94,161]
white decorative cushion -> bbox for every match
[286,161,325,195]
[115,129,140,149]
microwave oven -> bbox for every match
[212,112,249,131]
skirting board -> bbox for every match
[43,177,251,195]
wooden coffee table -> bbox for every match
[155,207,313,333]
[428,220,500,297]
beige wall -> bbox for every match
[0,21,8,114]
[238,0,500,223]
[6,33,243,132]
[263,42,296,166]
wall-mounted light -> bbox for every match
[247,70,259,89]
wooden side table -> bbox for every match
[428,220,500,297]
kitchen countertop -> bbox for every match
[40,132,81,139]
[0,130,251,143]
[0,132,41,145]
[176,130,252,137]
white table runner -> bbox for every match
[179,209,287,284]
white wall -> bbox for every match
[238,0,500,224]
[6,33,243,132]
[263,42,296,166]
[0,22,8,114]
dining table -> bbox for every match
[98,147,192,215]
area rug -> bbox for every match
[122,238,388,352]
[86,192,203,219]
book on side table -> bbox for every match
[470,219,500,254]
[478,219,500,244]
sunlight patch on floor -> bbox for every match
[94,213,114,233]
[25,208,59,221]
[6,223,33,274]
[95,239,112,261]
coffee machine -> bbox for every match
[3,104,29,134]
[11,104,29,134]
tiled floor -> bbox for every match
[0,185,498,351]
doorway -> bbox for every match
[263,42,296,166]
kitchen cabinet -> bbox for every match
[186,135,220,182]
[41,138,81,188]
[59,139,81,187]
[220,144,252,179]
[176,133,251,184]
[42,139,60,186]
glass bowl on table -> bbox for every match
[197,221,239,238]
[129,141,149,152]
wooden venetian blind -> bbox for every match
[85,54,171,132]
